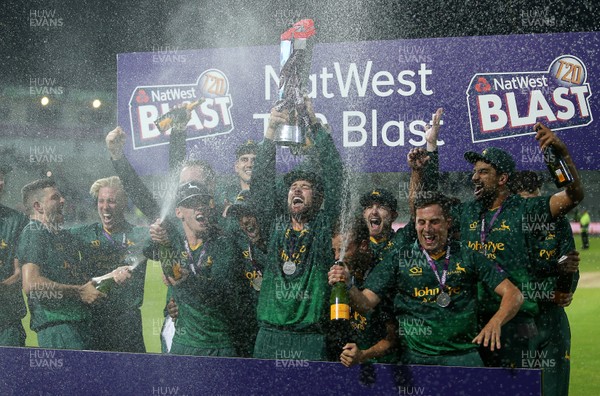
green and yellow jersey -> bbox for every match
[453,194,551,318]
[365,240,507,356]
[0,205,29,326]
[69,222,149,314]
[157,233,247,350]
[17,220,91,331]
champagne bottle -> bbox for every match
[154,99,204,133]
[330,280,350,321]
[92,274,116,294]
[543,144,574,188]
[329,264,353,359]
[555,255,574,293]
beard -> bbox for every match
[476,187,499,209]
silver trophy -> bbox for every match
[273,19,316,153]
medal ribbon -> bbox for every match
[479,205,504,246]
[184,240,207,275]
[247,244,262,276]
[102,228,128,250]
[282,227,311,264]
[421,245,451,291]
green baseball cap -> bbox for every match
[227,189,258,218]
[464,147,515,176]
[235,140,258,159]
[359,188,398,212]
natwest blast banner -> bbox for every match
[467,55,592,143]
[117,32,600,175]
[129,69,234,149]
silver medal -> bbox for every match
[436,291,451,307]
[252,275,263,291]
[282,260,296,275]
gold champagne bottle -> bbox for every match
[154,99,204,133]
[329,262,353,358]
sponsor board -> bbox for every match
[467,55,592,143]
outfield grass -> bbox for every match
[568,236,600,395]
[574,235,600,272]
[140,260,168,353]
[567,288,600,395]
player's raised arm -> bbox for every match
[106,126,161,219]
[534,123,584,218]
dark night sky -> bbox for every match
[2,0,598,93]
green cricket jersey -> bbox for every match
[365,240,507,356]
[454,194,551,317]
[252,126,343,331]
[351,226,418,363]
[17,220,91,331]
[68,222,149,315]
[158,233,247,350]
[526,215,578,301]
[257,219,334,330]
[234,232,265,297]
[231,232,266,356]
[351,276,396,363]
[0,205,29,325]
[370,234,397,264]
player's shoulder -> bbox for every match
[19,220,51,245]
[0,204,28,223]
[510,194,551,217]
[68,222,99,235]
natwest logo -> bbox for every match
[148,87,197,102]
[466,55,592,143]
[128,69,234,150]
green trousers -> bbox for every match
[530,303,571,396]
[89,308,145,353]
[401,348,484,367]
[170,342,237,357]
[0,322,26,347]
[479,314,537,368]
[253,326,327,361]
[36,322,91,350]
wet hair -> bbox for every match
[22,178,56,214]
[180,159,216,188]
[284,169,324,199]
[509,171,542,194]
[414,191,453,219]
[89,176,126,201]
[235,140,258,159]
[333,214,370,246]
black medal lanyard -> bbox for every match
[184,240,208,275]
[421,245,452,307]
[479,205,504,256]
[247,244,262,276]
[281,227,311,276]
